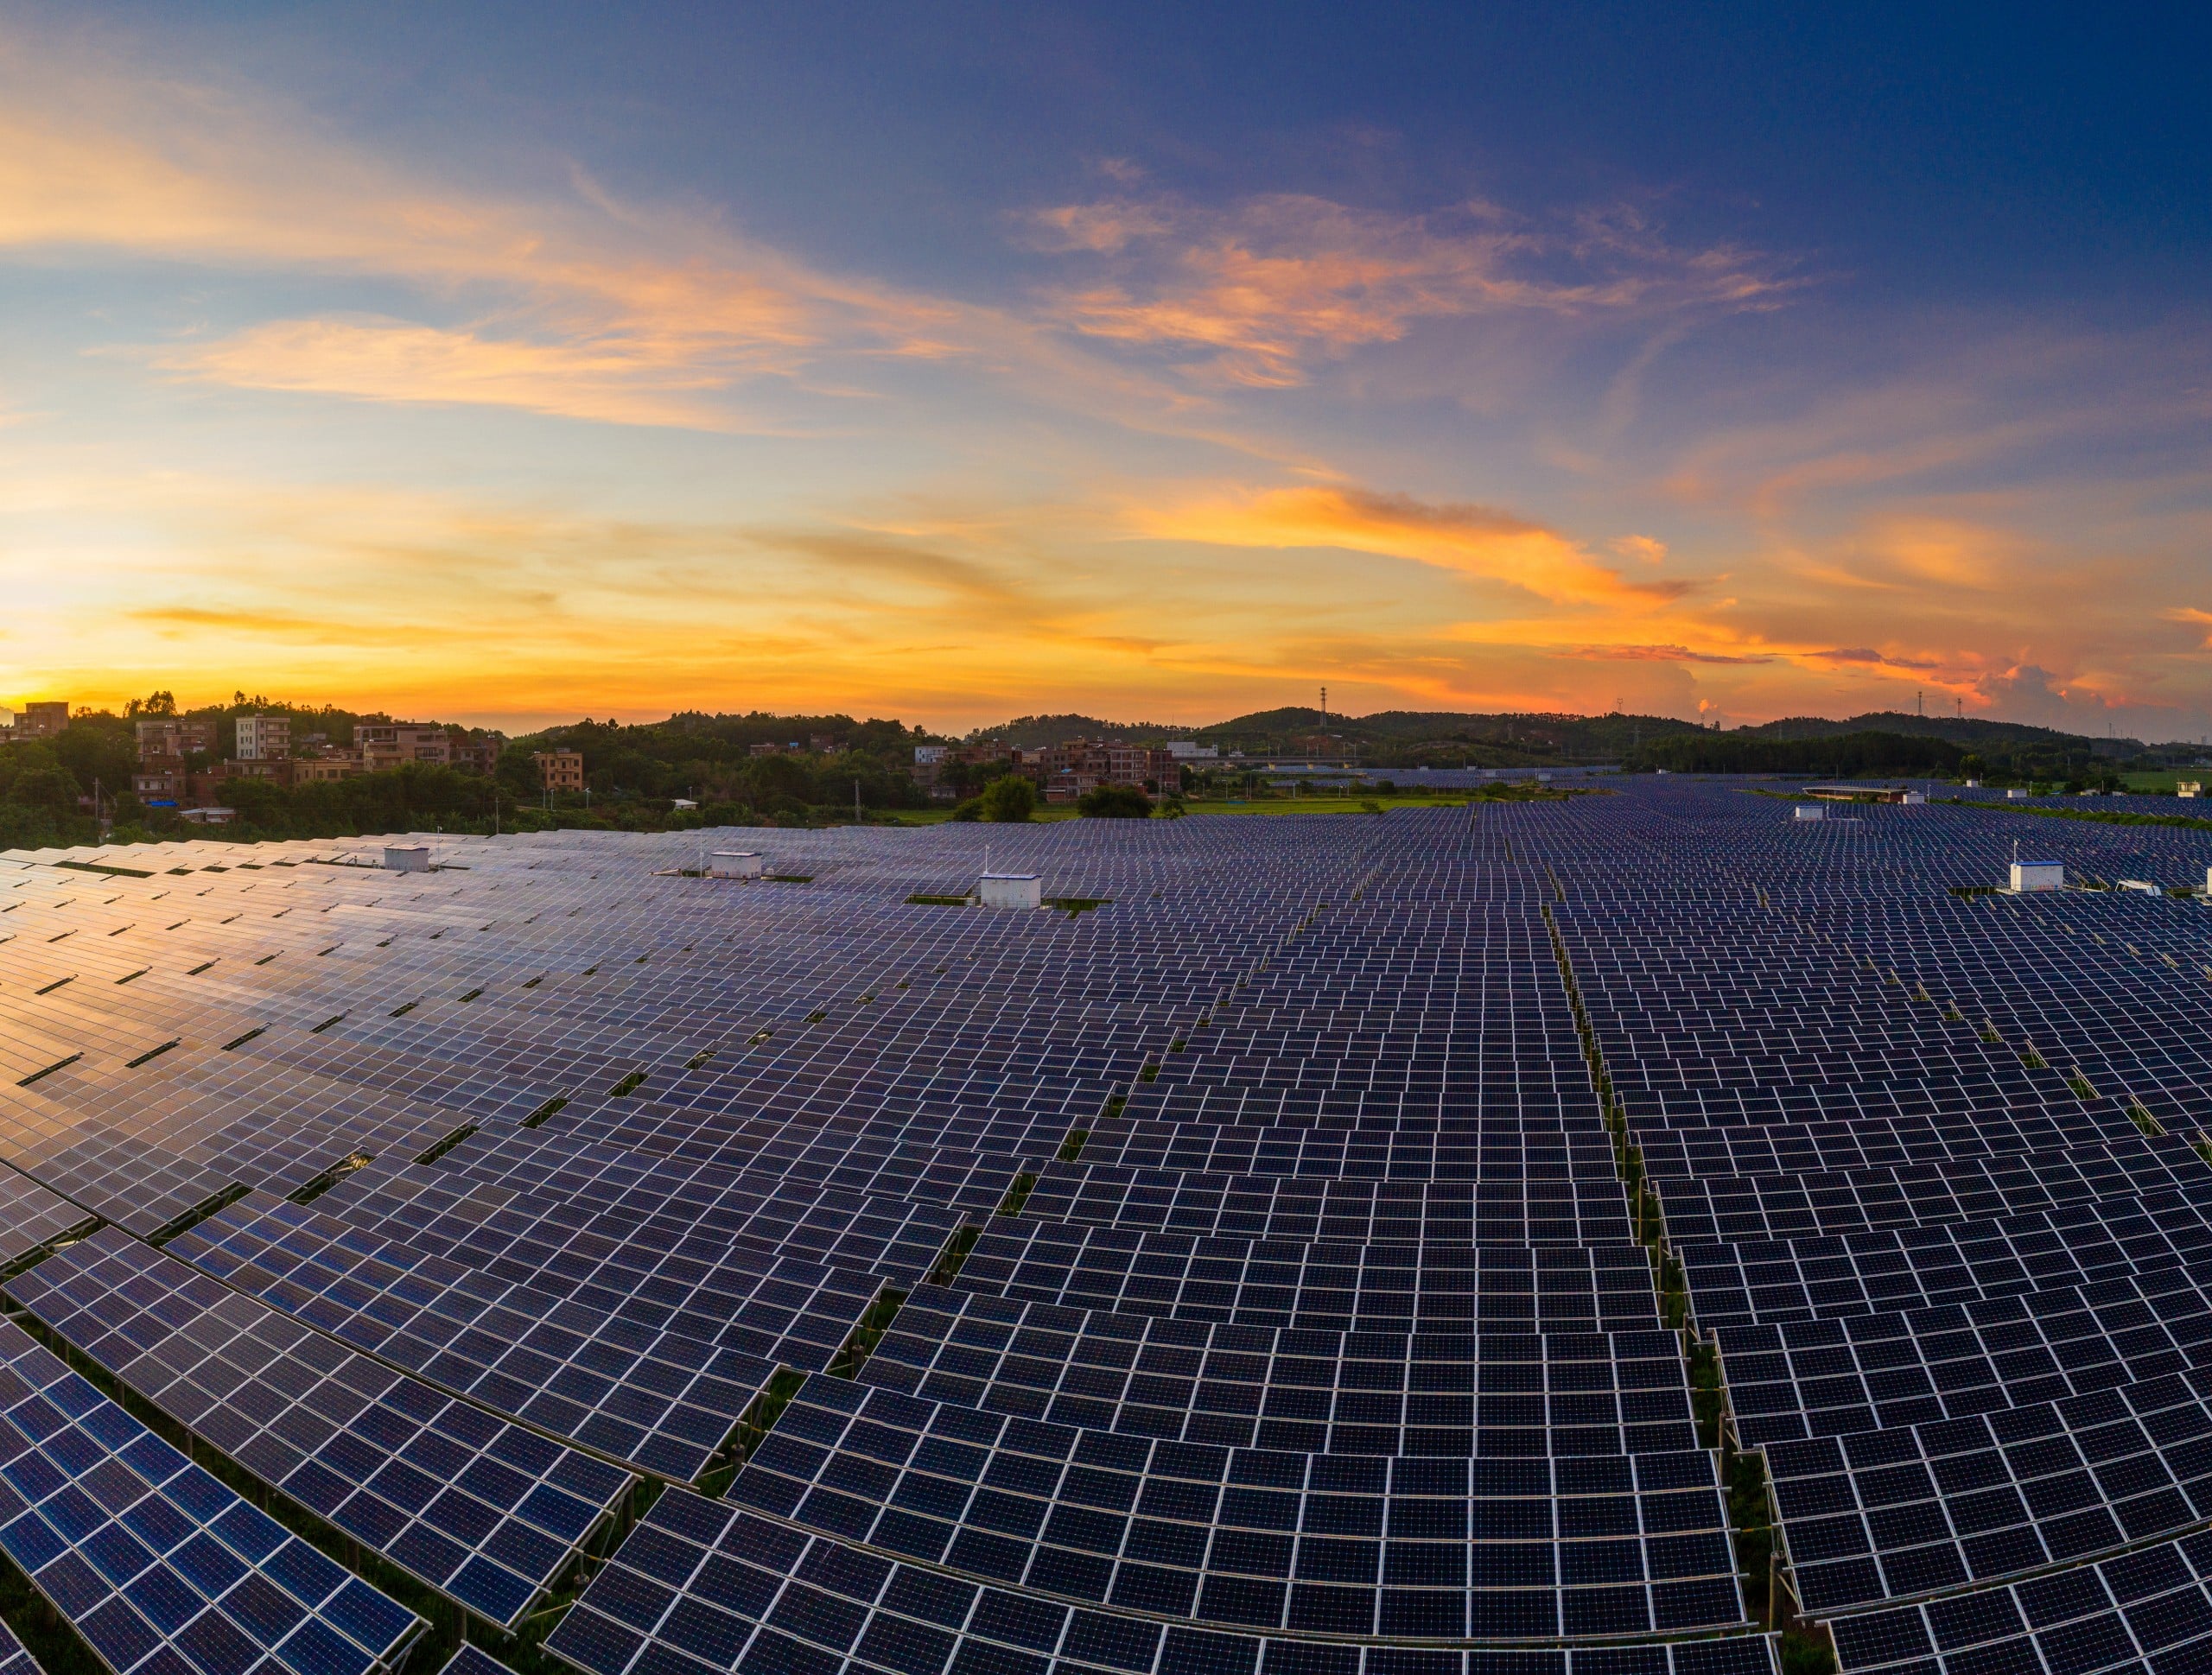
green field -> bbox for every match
[2122,771,2212,796]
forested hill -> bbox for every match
[1154,707,2148,772]
[1736,711,2140,753]
[1624,729,1963,777]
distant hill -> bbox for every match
[1178,707,1703,767]
[963,714,1187,747]
[955,706,1660,765]
[509,702,2167,781]
[1627,728,1965,777]
[1738,711,2141,754]
[956,705,2139,771]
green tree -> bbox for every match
[53,712,138,800]
[224,777,291,826]
[1077,784,1153,817]
[979,775,1037,822]
[747,753,815,805]
[495,745,543,803]
[0,742,62,798]
[8,765,81,811]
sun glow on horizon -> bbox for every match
[2,13,2209,740]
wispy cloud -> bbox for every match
[2167,607,2212,648]
[1568,644,1774,664]
[1808,646,1942,670]
[0,28,982,428]
[128,603,489,646]
[146,317,755,428]
[1137,484,1692,607]
[1026,193,1798,387]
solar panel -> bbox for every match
[168,1191,791,1482]
[726,1371,1745,1638]
[549,1487,1777,1675]
[1677,1185,2212,1328]
[1716,1272,2212,1444]
[0,1613,41,1675]
[1828,1526,2212,1674]
[859,1284,1695,1457]
[0,1170,95,1267]
[0,1318,423,1675]
[954,1220,1662,1335]
[1765,1367,2212,1611]
[6,1227,633,1627]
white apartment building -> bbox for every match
[234,714,293,761]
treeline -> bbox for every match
[0,706,960,852]
[1624,730,1964,776]
[0,741,91,849]
[522,713,930,805]
[145,743,939,845]
[117,688,467,764]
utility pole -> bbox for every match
[855,779,861,824]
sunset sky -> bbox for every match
[3,3,2210,736]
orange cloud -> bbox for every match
[1139,484,1691,608]
[0,30,996,430]
[2166,607,2212,648]
[149,318,751,429]
[1807,646,1942,670]
[0,27,1344,450]
[1029,194,1796,386]
[1567,644,1773,664]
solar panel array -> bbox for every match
[0,1317,423,1675]
[856,1283,1697,1457]
[725,1371,1738,1640]
[0,1619,38,1675]
[543,1486,1771,1675]
[44,781,2212,1671]
[168,1189,817,1482]
[1510,778,2212,1673]
[5,1226,632,1627]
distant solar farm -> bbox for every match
[3,779,2212,1675]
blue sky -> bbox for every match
[3,2,2209,734]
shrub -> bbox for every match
[979,776,1037,822]
[1077,784,1153,818]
